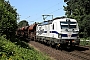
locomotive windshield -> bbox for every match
[60,22,76,29]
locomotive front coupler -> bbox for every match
[65,40,73,47]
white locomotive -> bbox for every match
[36,17,80,49]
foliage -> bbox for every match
[0,0,18,39]
[80,38,90,46]
[0,36,50,60]
[18,20,29,28]
[64,0,90,38]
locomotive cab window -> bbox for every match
[60,21,77,29]
[52,24,54,30]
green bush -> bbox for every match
[80,38,90,46]
[0,36,50,60]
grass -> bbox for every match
[0,35,50,60]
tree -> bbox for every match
[0,0,18,39]
[18,20,29,28]
[64,0,90,38]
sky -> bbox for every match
[6,0,66,25]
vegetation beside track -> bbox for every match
[0,35,50,60]
[80,38,90,46]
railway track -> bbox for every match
[62,48,90,60]
[29,41,90,60]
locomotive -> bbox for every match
[36,17,80,49]
[16,16,80,49]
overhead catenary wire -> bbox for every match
[34,2,62,16]
[25,2,62,20]
[35,8,63,21]
[26,1,65,25]
[49,8,63,14]
[43,2,62,12]
[34,3,64,21]
[25,16,30,19]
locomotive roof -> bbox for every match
[38,17,77,26]
[38,20,53,26]
[61,18,77,22]
[53,16,66,20]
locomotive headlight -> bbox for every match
[73,29,79,33]
[58,34,61,38]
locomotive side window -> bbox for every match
[53,24,54,30]
[39,27,41,30]
[45,25,47,30]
